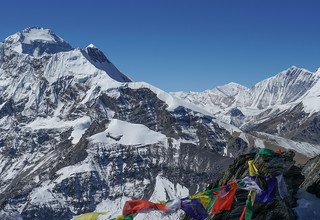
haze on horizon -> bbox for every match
[1,0,320,92]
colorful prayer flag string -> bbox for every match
[72,148,288,220]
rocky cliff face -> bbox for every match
[300,155,320,198]
[0,28,250,219]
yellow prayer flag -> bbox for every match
[248,160,258,176]
[246,160,258,213]
[73,212,109,220]
[116,216,125,220]
[190,193,211,209]
[248,190,256,205]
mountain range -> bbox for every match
[0,27,319,220]
[172,66,320,145]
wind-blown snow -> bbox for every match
[89,119,167,146]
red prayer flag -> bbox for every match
[239,206,246,220]
[275,149,281,155]
[123,200,168,215]
[211,181,237,214]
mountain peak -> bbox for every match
[82,45,132,82]
[215,82,249,94]
[86,43,97,49]
[17,27,64,43]
[84,43,110,64]
[3,27,73,57]
[280,65,311,76]
[315,67,320,74]
[224,82,248,89]
[288,65,298,70]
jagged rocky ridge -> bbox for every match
[0,28,251,219]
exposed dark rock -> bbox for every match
[229,108,244,117]
[300,155,320,198]
[85,46,110,63]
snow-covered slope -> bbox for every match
[0,28,248,219]
[249,66,319,109]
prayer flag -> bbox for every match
[123,200,168,215]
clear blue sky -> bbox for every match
[1,0,320,92]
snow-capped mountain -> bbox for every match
[2,27,73,57]
[172,66,320,144]
[0,28,252,219]
[249,66,319,109]
[173,82,250,115]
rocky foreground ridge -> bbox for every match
[182,150,320,220]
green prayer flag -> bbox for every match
[115,215,134,220]
[245,197,253,220]
[258,148,275,156]
[204,187,219,211]
[206,195,217,212]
